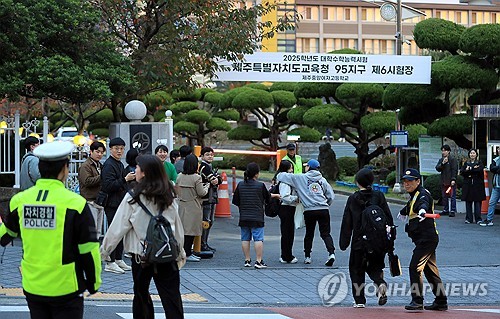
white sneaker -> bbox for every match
[187,255,201,262]
[124,253,132,258]
[105,262,125,274]
[279,257,298,264]
[304,257,312,264]
[325,253,336,267]
[115,260,132,271]
[353,303,366,308]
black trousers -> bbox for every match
[201,203,216,248]
[105,207,124,262]
[349,249,387,304]
[303,209,335,257]
[131,256,184,319]
[278,205,296,262]
[184,235,195,257]
[465,201,482,223]
[26,295,83,319]
[409,240,447,304]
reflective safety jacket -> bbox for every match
[282,154,303,174]
[0,179,102,301]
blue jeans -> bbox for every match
[441,184,456,213]
[486,187,500,221]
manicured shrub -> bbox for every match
[337,157,358,177]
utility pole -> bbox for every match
[393,0,403,193]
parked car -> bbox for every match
[55,127,89,144]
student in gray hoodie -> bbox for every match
[277,159,336,266]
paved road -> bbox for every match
[1,183,499,318]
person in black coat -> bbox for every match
[460,148,486,224]
[339,168,394,308]
[435,144,458,217]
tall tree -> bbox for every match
[92,0,297,119]
[0,0,137,130]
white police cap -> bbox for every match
[33,141,74,161]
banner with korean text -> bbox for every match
[215,53,431,84]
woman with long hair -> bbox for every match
[101,155,186,319]
[177,154,209,262]
[275,160,299,264]
[460,148,486,224]
[232,162,271,269]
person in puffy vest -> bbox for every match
[399,168,448,311]
[340,168,393,308]
[0,141,101,319]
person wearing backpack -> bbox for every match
[399,168,448,311]
[100,155,186,319]
[339,168,394,308]
[275,160,299,264]
[232,162,273,269]
[276,159,336,266]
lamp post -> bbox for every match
[164,110,174,154]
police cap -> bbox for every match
[33,141,74,161]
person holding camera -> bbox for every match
[399,168,447,311]
[199,147,222,252]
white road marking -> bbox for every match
[117,314,291,319]
[455,308,500,314]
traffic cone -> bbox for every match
[481,169,490,215]
[215,172,231,218]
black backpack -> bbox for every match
[265,182,281,218]
[131,191,180,265]
[360,194,390,254]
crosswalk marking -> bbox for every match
[117,314,291,319]
[456,308,500,314]
[0,306,30,312]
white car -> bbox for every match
[55,127,89,143]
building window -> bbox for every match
[362,8,367,21]
[472,12,477,24]
[305,7,312,19]
[345,8,351,21]
[323,39,335,52]
[380,40,388,54]
[298,5,319,20]
[493,13,498,23]
[455,12,462,24]
[323,7,328,20]
[297,38,319,53]
[436,11,441,19]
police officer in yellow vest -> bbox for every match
[282,143,303,174]
[0,141,102,319]
[399,168,447,311]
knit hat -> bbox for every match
[355,168,374,188]
[109,137,126,147]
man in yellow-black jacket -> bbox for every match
[399,168,447,311]
[0,141,101,319]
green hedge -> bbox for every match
[385,171,396,186]
[213,153,270,171]
[337,157,358,177]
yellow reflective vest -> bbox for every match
[0,179,101,300]
[282,154,303,174]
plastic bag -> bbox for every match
[294,202,305,229]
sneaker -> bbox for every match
[377,284,388,306]
[353,303,366,308]
[479,220,494,227]
[124,252,132,258]
[304,257,312,264]
[187,255,201,262]
[279,257,298,264]
[465,220,471,224]
[104,262,125,274]
[115,259,132,271]
[325,253,335,266]
[449,212,455,217]
[254,260,268,269]
[476,220,483,225]
[244,260,252,267]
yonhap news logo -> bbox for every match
[317,271,489,306]
[317,272,349,306]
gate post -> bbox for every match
[43,116,49,143]
[14,111,20,188]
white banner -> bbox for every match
[215,53,431,84]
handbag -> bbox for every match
[95,190,108,207]
[388,251,402,277]
[294,202,305,230]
